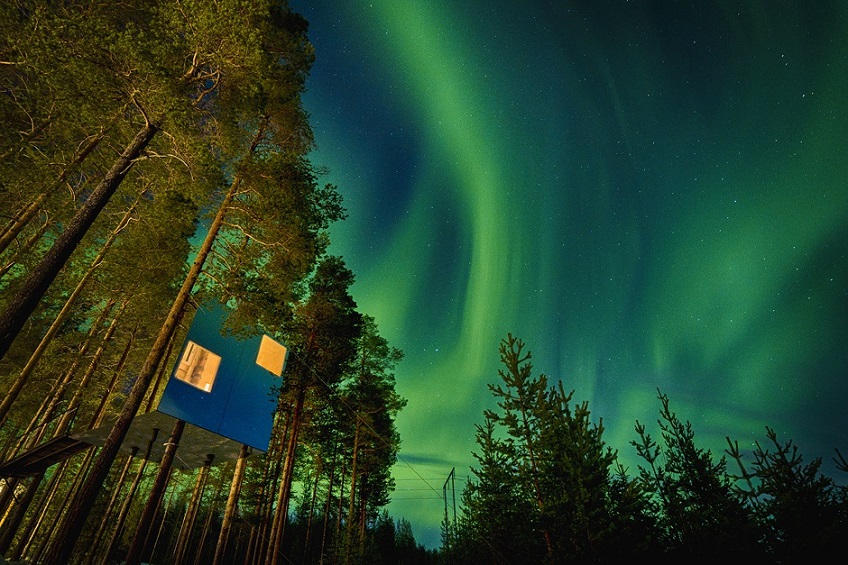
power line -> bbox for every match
[285,347,447,503]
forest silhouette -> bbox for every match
[440,334,848,564]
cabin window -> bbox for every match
[174,341,221,392]
[256,334,287,376]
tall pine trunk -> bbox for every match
[212,443,249,565]
[99,435,158,565]
[333,458,349,565]
[41,157,248,563]
[11,460,65,561]
[54,299,127,435]
[0,123,157,361]
[345,418,362,565]
[251,411,289,565]
[193,493,219,565]
[319,444,339,565]
[88,330,135,430]
[27,446,98,564]
[9,301,115,459]
[267,386,306,565]
[80,448,137,565]
[125,418,185,565]
[0,196,134,427]
[0,471,43,554]
[0,215,49,279]
[22,301,116,451]
[301,462,321,562]
[173,454,213,564]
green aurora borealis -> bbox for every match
[290,0,848,547]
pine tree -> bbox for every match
[460,413,540,564]
[485,334,553,560]
[458,334,630,563]
[340,315,405,562]
[738,427,848,561]
[632,390,762,560]
[266,256,363,564]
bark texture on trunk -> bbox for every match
[41,168,241,565]
[212,443,249,565]
[0,123,156,361]
[125,419,185,565]
[0,200,134,427]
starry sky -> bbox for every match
[288,0,848,549]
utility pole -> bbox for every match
[442,467,457,549]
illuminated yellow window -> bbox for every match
[174,341,221,392]
[256,335,287,376]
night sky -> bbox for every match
[289,0,848,548]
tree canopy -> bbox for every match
[0,3,416,564]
